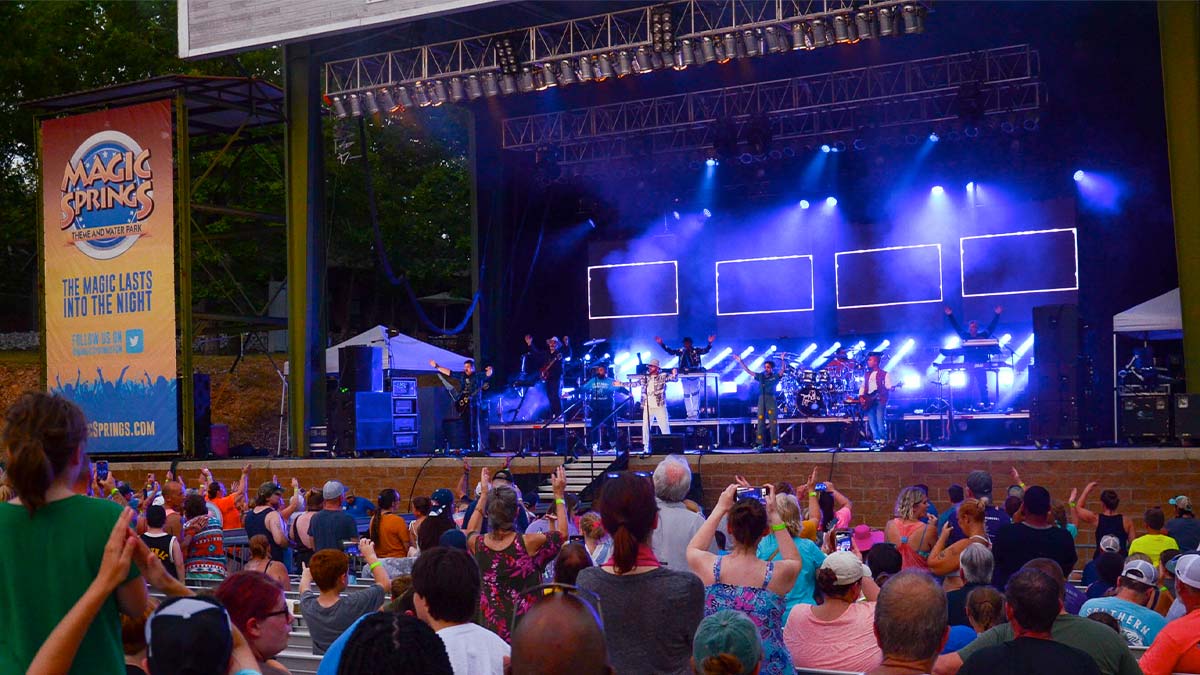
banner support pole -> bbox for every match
[177,93,195,458]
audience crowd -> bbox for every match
[1,391,1199,675]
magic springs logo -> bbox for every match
[59,130,156,260]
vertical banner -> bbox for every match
[41,99,178,453]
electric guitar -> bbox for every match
[859,381,902,412]
[539,352,562,381]
[456,381,489,413]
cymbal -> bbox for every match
[582,338,606,346]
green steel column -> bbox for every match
[176,94,195,457]
[284,43,328,456]
[1160,3,1200,390]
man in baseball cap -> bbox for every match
[310,480,357,553]
[429,487,455,518]
[946,470,1012,544]
[143,596,257,675]
[1139,552,1200,675]
[1079,559,1166,647]
[692,610,762,675]
[1166,495,1199,551]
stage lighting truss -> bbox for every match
[323,0,932,119]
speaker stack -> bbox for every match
[1029,304,1096,445]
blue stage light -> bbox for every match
[703,208,713,218]
[799,200,810,209]
[966,181,975,191]
[929,132,939,143]
[825,196,838,206]
[931,185,944,196]
[1073,169,1085,182]
[821,144,831,153]
[706,158,719,167]
[672,211,681,220]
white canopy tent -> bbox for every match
[282,325,468,375]
[1111,288,1182,441]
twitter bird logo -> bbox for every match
[125,329,144,354]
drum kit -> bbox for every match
[776,352,866,418]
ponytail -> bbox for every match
[699,654,748,675]
[596,472,658,575]
[3,393,87,515]
[610,523,639,574]
[370,488,399,545]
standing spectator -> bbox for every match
[757,492,826,613]
[1073,483,1135,557]
[299,538,389,654]
[291,489,323,568]
[1080,559,1167,647]
[931,500,992,591]
[139,480,185,539]
[946,543,995,626]
[320,612,453,675]
[1139,552,1200,675]
[579,511,613,565]
[202,464,250,530]
[692,610,764,675]
[141,596,260,675]
[866,543,903,588]
[917,484,940,523]
[141,504,185,581]
[945,471,1011,543]
[1128,507,1179,566]
[1165,496,1199,551]
[463,468,531,535]
[651,455,709,571]
[935,559,1141,675]
[991,486,1077,589]
[508,591,613,675]
[413,546,509,675]
[689,483,802,675]
[343,487,376,518]
[214,571,294,675]
[885,486,939,570]
[784,552,883,673]
[243,535,290,587]
[957,569,1101,675]
[467,466,568,642]
[244,481,292,565]
[939,484,966,531]
[576,472,705,675]
[866,571,949,675]
[368,488,411,561]
[180,493,226,581]
[309,480,359,553]
[552,543,594,585]
[802,468,853,534]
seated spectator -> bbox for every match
[580,511,613,565]
[1127,507,1178,567]
[688,483,801,675]
[413,546,508,675]
[1080,559,1166,647]
[1153,549,1180,616]
[1089,612,1121,633]
[527,494,581,538]
[1004,495,1023,519]
[885,486,939,570]
[756,492,826,613]
[203,464,250,530]
[1053,502,1077,540]
[947,543,995,626]
[935,558,1141,675]
[334,611,453,675]
[244,481,293,567]
[553,542,594,585]
[966,586,1005,634]
[991,486,1077,590]
[652,455,709,571]
[577,471,705,675]
[917,483,940,523]
[1073,483,1135,557]
[1086,551,1124,599]
[180,492,226,581]
[369,488,412,578]
[214,571,293,675]
[142,596,259,675]
[122,600,156,675]
[299,538,389,654]
[244,534,290,587]
[866,542,903,587]
[957,569,1101,675]
[691,610,763,675]
[310,481,359,553]
[938,484,966,530]
[343,487,376,518]
[867,571,949,675]
[784,551,883,672]
[291,489,323,568]
[1165,495,1199,551]
[931,499,991,590]
[141,504,185,581]
[1138,552,1200,675]
[467,466,567,642]
[417,488,458,551]
[409,495,432,554]
[1082,536,1124,586]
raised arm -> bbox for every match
[927,523,962,575]
[429,359,453,377]
[456,459,471,502]
[986,306,1002,335]
[732,354,755,377]
[698,336,716,355]
[944,307,967,337]
[551,466,568,539]
[278,478,302,520]
[825,480,852,512]
[655,336,680,356]
[1073,481,1100,526]
[466,467,492,540]
[231,463,250,500]
[358,538,389,591]
[764,484,802,595]
[687,484,738,584]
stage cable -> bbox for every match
[355,118,482,336]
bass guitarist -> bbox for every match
[430,358,493,451]
[524,334,571,421]
[858,352,898,448]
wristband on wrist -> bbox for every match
[808,491,818,497]
[1068,502,1076,507]
[109,488,120,498]
[367,561,382,573]
[770,523,788,532]
[555,498,566,505]
[1019,482,1026,488]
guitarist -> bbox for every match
[858,352,897,447]
[524,334,571,421]
[430,358,493,450]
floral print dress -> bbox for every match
[704,557,793,675]
[475,530,564,641]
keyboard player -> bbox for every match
[944,305,1003,408]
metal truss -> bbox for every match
[324,0,925,97]
[502,44,1043,164]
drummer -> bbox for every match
[582,364,618,449]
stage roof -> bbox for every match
[24,75,285,137]
[1113,288,1182,340]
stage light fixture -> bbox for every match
[800,199,810,209]
[651,5,674,53]
[1073,170,1085,182]
[596,54,615,80]
[672,211,681,220]
[633,47,651,73]
[675,40,695,70]
[833,14,852,43]
[331,97,348,120]
[703,208,713,218]
[377,87,398,113]
[791,23,811,50]
[518,68,535,93]
[362,90,380,116]
[721,33,737,62]
[431,80,449,105]
[855,11,875,40]
[465,75,483,100]
[821,144,831,153]
[540,63,558,88]
[448,78,465,103]
[500,74,517,95]
[557,60,577,86]
[826,196,838,206]
[706,158,718,167]
[765,26,786,53]
[577,56,595,82]
[700,36,718,63]
[496,35,521,75]
[649,51,666,70]
[878,7,896,36]
[397,86,415,108]
[931,185,944,195]
[966,180,975,191]
[811,18,832,47]
[616,51,633,77]
[532,69,548,91]
[481,73,500,98]
[347,93,363,117]
[743,29,761,57]
[412,84,431,107]
[902,4,925,34]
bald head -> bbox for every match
[873,571,948,663]
[508,596,612,675]
[162,482,183,508]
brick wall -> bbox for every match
[110,447,1199,555]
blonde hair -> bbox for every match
[894,486,928,521]
[775,493,803,538]
[957,498,985,526]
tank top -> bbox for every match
[243,508,286,563]
[1095,513,1128,557]
[140,532,178,579]
[891,518,931,570]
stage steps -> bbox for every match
[536,453,623,506]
